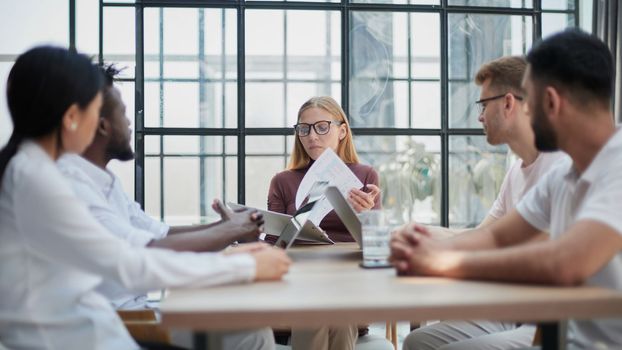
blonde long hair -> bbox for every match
[287,96,359,170]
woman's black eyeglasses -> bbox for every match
[475,93,523,115]
[293,120,343,137]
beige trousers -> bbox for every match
[291,325,358,350]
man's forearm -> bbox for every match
[148,225,238,252]
[437,241,565,285]
[168,221,222,235]
[426,225,500,251]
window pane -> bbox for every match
[245,156,289,209]
[0,0,68,54]
[115,81,135,139]
[103,7,135,78]
[76,0,99,55]
[244,136,293,208]
[449,14,533,128]
[350,12,440,128]
[449,136,508,228]
[355,136,441,225]
[247,0,338,2]
[542,0,575,10]
[145,136,236,224]
[246,10,341,127]
[351,0,439,5]
[246,136,289,156]
[144,8,237,128]
[108,159,135,201]
[448,0,533,7]
[0,63,13,146]
[579,0,592,33]
[145,157,162,219]
[542,12,575,39]
[412,81,441,129]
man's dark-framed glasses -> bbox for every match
[294,120,343,137]
[475,93,523,115]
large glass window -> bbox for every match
[99,0,583,226]
[0,1,586,227]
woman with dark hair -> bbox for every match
[0,46,289,350]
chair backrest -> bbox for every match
[117,309,171,344]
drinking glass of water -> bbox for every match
[358,210,396,263]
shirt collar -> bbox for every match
[60,154,115,194]
[19,139,53,162]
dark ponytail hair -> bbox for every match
[0,46,104,184]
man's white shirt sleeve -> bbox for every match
[515,169,555,232]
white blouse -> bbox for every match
[0,141,256,350]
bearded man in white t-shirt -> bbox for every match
[402,56,566,350]
[392,29,622,350]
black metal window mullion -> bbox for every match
[221,9,228,202]
[440,0,449,228]
[69,0,76,52]
[341,0,349,117]
[283,11,288,133]
[534,0,542,41]
[135,0,146,209]
[407,12,413,129]
[237,3,246,204]
[158,8,165,220]
[198,9,207,218]
[99,0,104,64]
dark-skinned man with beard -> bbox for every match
[57,65,280,350]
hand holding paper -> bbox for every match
[295,148,364,225]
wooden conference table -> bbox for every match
[160,243,622,350]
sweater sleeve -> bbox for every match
[268,172,287,214]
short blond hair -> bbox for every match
[287,96,359,170]
[475,56,527,95]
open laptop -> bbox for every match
[228,181,334,249]
[324,186,363,249]
[325,186,392,268]
[227,203,333,245]
[274,181,330,249]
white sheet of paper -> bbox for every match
[295,148,363,225]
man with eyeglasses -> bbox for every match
[400,56,566,350]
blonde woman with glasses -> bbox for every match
[267,96,381,350]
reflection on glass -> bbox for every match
[448,13,532,128]
[349,12,440,128]
[449,136,508,228]
[144,8,238,128]
[144,136,237,224]
[448,0,533,7]
[356,136,441,225]
[245,10,341,127]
